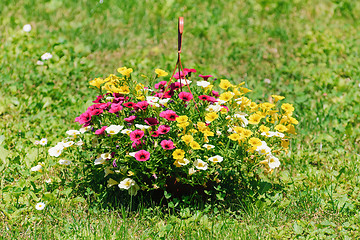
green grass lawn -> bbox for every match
[1,0,360,238]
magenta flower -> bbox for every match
[155,81,168,89]
[184,68,197,73]
[135,150,150,161]
[173,70,188,80]
[199,74,213,80]
[124,115,137,123]
[151,131,160,137]
[93,95,103,103]
[159,110,178,121]
[157,125,171,134]
[199,95,217,103]
[163,90,174,98]
[134,101,149,111]
[130,129,145,141]
[108,103,123,113]
[95,126,107,135]
[144,117,159,126]
[132,140,144,149]
[178,92,193,102]
[75,112,92,125]
[160,139,175,150]
[170,82,183,91]
[123,102,136,108]
[212,90,220,97]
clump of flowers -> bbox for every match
[49,67,297,197]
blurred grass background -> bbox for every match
[1,0,360,238]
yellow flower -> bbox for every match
[190,141,201,150]
[172,149,185,159]
[260,102,275,111]
[248,114,262,125]
[181,135,193,144]
[281,103,294,113]
[248,137,262,147]
[259,125,270,132]
[289,116,299,125]
[118,85,130,94]
[249,102,258,112]
[275,124,288,132]
[197,122,207,132]
[205,112,218,122]
[176,115,189,123]
[89,78,105,89]
[203,130,214,137]
[219,92,234,102]
[155,69,168,77]
[173,158,190,167]
[240,87,252,94]
[286,124,296,134]
[220,107,228,114]
[135,83,144,92]
[242,129,253,138]
[219,79,233,90]
[228,133,241,141]
[177,122,189,128]
[189,129,198,134]
[272,95,285,103]
[232,88,243,97]
[117,67,133,77]
[281,139,289,149]
[234,126,245,134]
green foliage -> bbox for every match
[1,0,360,238]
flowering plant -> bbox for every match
[49,67,297,198]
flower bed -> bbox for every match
[49,67,297,198]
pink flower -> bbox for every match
[155,81,168,89]
[132,140,144,149]
[157,125,171,134]
[212,90,220,97]
[199,74,213,80]
[184,68,197,73]
[160,139,175,150]
[93,95,103,103]
[135,150,150,161]
[134,101,149,111]
[124,115,137,123]
[89,108,103,116]
[173,71,188,80]
[151,131,160,137]
[178,92,193,102]
[95,126,107,135]
[159,110,178,121]
[170,82,183,91]
[123,102,136,108]
[199,95,217,103]
[75,112,91,125]
[108,103,123,113]
[130,129,145,141]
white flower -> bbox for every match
[41,52,53,60]
[31,165,42,172]
[23,24,32,32]
[58,159,72,166]
[217,99,227,104]
[36,60,44,66]
[274,131,285,138]
[158,98,170,105]
[34,140,40,145]
[208,155,224,163]
[188,168,196,175]
[79,126,90,134]
[264,78,271,84]
[75,140,84,146]
[118,178,136,190]
[256,143,272,155]
[129,152,137,157]
[94,157,105,165]
[203,144,215,150]
[194,159,208,170]
[206,104,221,112]
[105,125,124,135]
[45,179,52,184]
[261,131,275,137]
[267,155,281,169]
[63,141,74,148]
[177,79,192,85]
[105,96,114,101]
[177,158,190,166]
[101,153,111,160]
[66,130,80,136]
[48,145,63,157]
[227,127,234,133]
[35,202,46,210]
[39,138,47,146]
[121,129,132,135]
[146,96,159,103]
[135,124,150,130]
[197,81,210,88]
